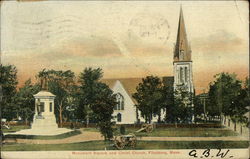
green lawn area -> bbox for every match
[4,130,81,140]
[2,140,249,151]
[82,128,100,132]
[119,127,238,137]
[2,125,30,133]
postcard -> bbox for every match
[0,1,249,159]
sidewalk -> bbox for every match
[138,136,249,141]
[15,130,248,144]
[16,130,103,144]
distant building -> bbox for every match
[103,7,194,124]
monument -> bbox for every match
[11,78,72,136]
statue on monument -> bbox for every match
[36,76,49,119]
[41,76,49,91]
[36,99,44,119]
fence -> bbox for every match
[221,116,249,137]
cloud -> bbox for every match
[57,36,123,58]
[123,31,172,57]
[192,30,247,55]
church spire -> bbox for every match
[174,6,191,62]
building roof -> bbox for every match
[102,76,174,103]
[33,91,56,97]
[102,78,142,103]
[174,6,192,62]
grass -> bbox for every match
[4,130,81,140]
[1,140,249,151]
[2,125,30,133]
[119,127,239,137]
[82,128,100,132]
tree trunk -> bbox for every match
[25,118,28,126]
[149,115,152,124]
[234,122,236,131]
[175,119,178,128]
[25,111,28,126]
[59,104,63,128]
[158,112,161,123]
[86,114,89,128]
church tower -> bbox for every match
[173,7,194,94]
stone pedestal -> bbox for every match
[11,91,72,136]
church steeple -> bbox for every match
[174,6,191,62]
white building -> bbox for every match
[102,78,141,124]
[102,77,172,124]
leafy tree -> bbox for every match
[0,64,18,121]
[161,84,175,123]
[133,76,163,123]
[37,69,76,127]
[230,77,249,127]
[207,84,221,118]
[193,94,205,122]
[78,68,116,140]
[63,85,80,122]
[173,88,193,124]
[208,73,243,121]
[15,79,40,125]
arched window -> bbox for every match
[117,113,122,122]
[115,93,124,110]
[184,67,188,82]
[180,67,183,84]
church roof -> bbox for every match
[34,91,56,97]
[102,76,174,104]
[174,6,192,62]
[102,78,142,103]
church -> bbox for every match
[103,7,194,124]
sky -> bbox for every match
[1,1,249,94]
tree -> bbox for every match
[230,77,249,127]
[133,76,163,123]
[161,84,175,123]
[173,88,193,124]
[15,79,40,125]
[207,84,221,119]
[37,69,76,127]
[78,67,116,140]
[193,94,205,122]
[208,73,243,121]
[0,64,18,121]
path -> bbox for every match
[15,130,248,144]
[16,130,103,144]
[138,136,249,141]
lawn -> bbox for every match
[119,127,238,137]
[1,140,249,151]
[82,128,100,132]
[2,125,30,133]
[4,130,81,140]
